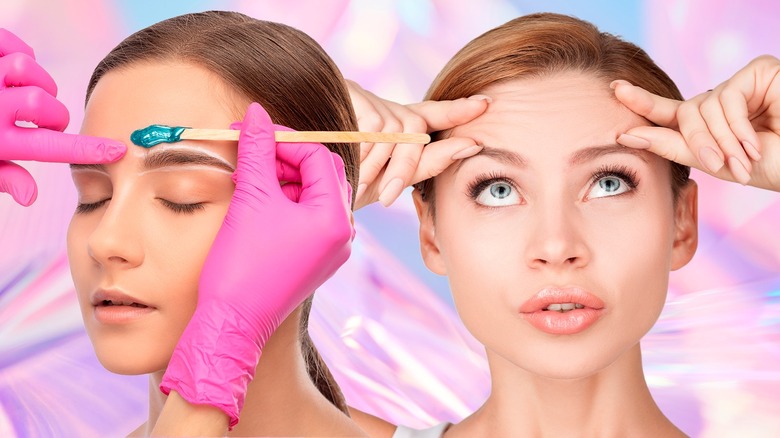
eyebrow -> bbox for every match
[142,148,235,172]
[453,143,647,174]
[70,148,236,173]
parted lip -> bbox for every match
[90,289,153,308]
[519,286,605,313]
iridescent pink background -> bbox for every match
[1,1,778,436]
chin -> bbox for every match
[492,339,630,380]
[91,342,171,375]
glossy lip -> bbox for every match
[91,288,156,325]
[519,287,605,335]
[91,288,152,307]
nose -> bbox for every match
[524,201,590,270]
[86,197,145,269]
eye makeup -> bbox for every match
[157,199,206,214]
[75,199,110,214]
[588,164,639,192]
[465,163,641,205]
[467,171,518,201]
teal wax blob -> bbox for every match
[130,125,187,148]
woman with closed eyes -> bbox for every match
[65,10,367,436]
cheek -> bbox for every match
[434,204,515,328]
[586,200,675,331]
[148,204,231,300]
[66,214,100,298]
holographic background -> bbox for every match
[1,1,779,436]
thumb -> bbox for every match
[0,160,37,205]
[233,102,278,192]
[618,126,699,170]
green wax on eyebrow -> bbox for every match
[130,125,187,148]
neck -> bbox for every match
[450,344,684,437]
[146,307,363,436]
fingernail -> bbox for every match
[610,79,632,90]
[467,94,493,103]
[698,147,725,174]
[742,140,761,161]
[727,156,751,185]
[616,134,650,149]
[355,183,367,201]
[451,145,483,160]
[378,178,404,207]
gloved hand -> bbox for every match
[160,102,355,428]
[0,29,125,205]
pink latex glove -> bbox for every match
[160,102,355,428]
[0,29,125,205]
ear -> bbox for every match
[412,189,447,275]
[670,180,698,271]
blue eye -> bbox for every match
[586,166,638,200]
[472,180,521,207]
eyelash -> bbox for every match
[465,164,640,202]
[158,199,206,214]
[75,199,109,214]
[467,171,516,200]
[590,164,639,192]
[75,199,205,215]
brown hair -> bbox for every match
[416,12,690,208]
[85,10,355,413]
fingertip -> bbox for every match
[451,144,483,160]
[105,140,127,162]
[242,102,272,136]
[4,183,38,206]
[71,136,127,164]
[616,133,651,150]
[742,140,762,161]
[610,79,633,90]
[16,184,37,206]
[467,94,493,104]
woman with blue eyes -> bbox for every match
[350,12,780,438]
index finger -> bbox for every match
[612,80,681,129]
[406,96,489,132]
[7,128,125,163]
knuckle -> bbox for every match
[357,113,383,132]
[401,113,427,133]
[381,118,403,134]
[396,152,421,173]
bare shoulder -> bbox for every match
[349,406,398,438]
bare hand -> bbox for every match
[347,80,489,209]
[613,55,780,191]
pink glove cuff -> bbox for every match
[160,301,263,429]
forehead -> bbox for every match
[81,61,244,165]
[450,71,651,158]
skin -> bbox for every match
[68,61,364,437]
[409,71,698,437]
